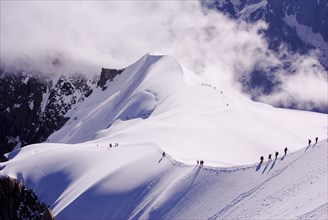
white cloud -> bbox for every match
[0,1,326,111]
[0,1,271,77]
[258,52,328,111]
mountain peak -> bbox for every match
[43,54,326,166]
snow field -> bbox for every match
[1,139,326,219]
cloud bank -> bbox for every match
[0,1,327,111]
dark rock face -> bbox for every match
[0,155,8,162]
[98,68,124,90]
[0,67,123,156]
[36,73,95,143]
[0,176,54,220]
[0,70,47,155]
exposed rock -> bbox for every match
[0,176,54,220]
[0,155,8,162]
[0,69,97,156]
[97,68,124,90]
[42,208,54,220]
[0,67,124,157]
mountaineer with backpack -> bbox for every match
[260,156,264,164]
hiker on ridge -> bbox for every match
[260,156,264,164]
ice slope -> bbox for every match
[1,138,327,219]
[47,54,326,166]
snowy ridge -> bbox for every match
[48,54,326,166]
[1,138,327,219]
[1,54,327,219]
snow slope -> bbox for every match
[1,54,327,219]
[1,137,327,219]
[47,54,326,166]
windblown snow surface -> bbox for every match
[1,54,327,219]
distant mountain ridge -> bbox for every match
[202,0,328,111]
[203,0,328,67]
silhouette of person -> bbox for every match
[260,156,264,164]
[200,160,204,166]
[315,137,318,144]
[268,154,272,161]
[162,152,165,157]
[284,147,288,155]
[275,151,279,160]
[308,139,311,146]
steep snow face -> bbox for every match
[1,136,327,219]
[47,54,198,144]
[48,54,326,166]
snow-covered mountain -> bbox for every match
[1,1,327,155]
[1,54,327,219]
[43,54,326,166]
[202,0,328,113]
[203,0,328,68]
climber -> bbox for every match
[260,156,264,164]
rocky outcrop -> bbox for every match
[0,155,8,163]
[0,70,47,155]
[0,67,124,156]
[0,69,96,156]
[97,68,124,90]
[0,176,54,220]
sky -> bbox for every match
[0,1,327,111]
